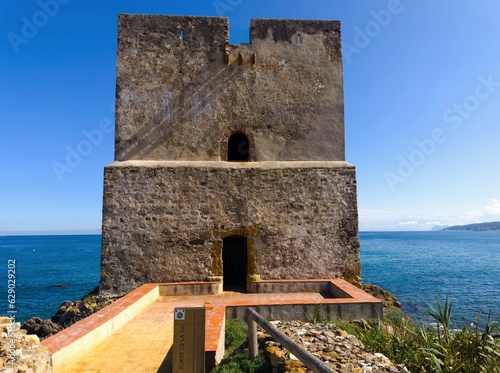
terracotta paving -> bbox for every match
[62,299,175,373]
[55,280,380,372]
[42,283,159,356]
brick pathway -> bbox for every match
[60,292,321,372]
[61,299,176,373]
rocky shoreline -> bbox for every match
[20,287,120,341]
[0,287,120,373]
[360,284,402,314]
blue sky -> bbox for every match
[1,0,500,234]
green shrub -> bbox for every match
[341,297,500,373]
[211,351,272,373]
[211,318,272,373]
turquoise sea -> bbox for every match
[360,231,500,326]
[0,235,101,323]
[1,232,499,326]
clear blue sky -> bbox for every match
[1,0,500,234]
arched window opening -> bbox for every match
[228,132,250,161]
[297,33,302,45]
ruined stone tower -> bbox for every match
[100,15,360,295]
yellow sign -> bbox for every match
[173,307,206,372]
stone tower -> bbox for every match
[100,15,360,295]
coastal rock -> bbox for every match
[53,299,93,328]
[259,320,410,373]
[20,318,62,339]
[361,284,403,312]
[50,300,73,324]
[21,287,120,340]
[52,293,116,329]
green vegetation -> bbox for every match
[339,297,500,373]
[211,318,272,373]
[212,299,500,372]
[224,319,248,357]
[211,351,271,373]
[305,305,321,324]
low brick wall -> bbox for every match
[159,281,222,296]
[249,279,337,294]
[41,284,159,372]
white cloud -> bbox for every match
[423,221,444,226]
[398,221,418,226]
[458,199,500,222]
[359,198,500,231]
[485,199,500,216]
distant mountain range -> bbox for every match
[436,221,500,232]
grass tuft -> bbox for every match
[338,297,500,373]
[224,318,248,357]
[211,351,271,373]
[211,318,272,372]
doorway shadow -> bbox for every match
[222,235,248,291]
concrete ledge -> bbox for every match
[248,279,350,294]
[159,281,222,296]
[227,302,383,322]
[232,279,381,321]
[106,160,356,169]
[41,284,159,372]
[330,281,352,298]
[205,305,226,371]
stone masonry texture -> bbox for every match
[100,15,360,295]
[114,15,344,162]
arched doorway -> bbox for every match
[222,235,247,291]
[227,132,249,161]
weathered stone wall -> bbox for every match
[115,15,344,162]
[0,317,52,373]
[100,15,360,295]
[100,161,360,295]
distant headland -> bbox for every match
[434,221,500,232]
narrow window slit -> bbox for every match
[297,34,302,45]
[180,30,185,41]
